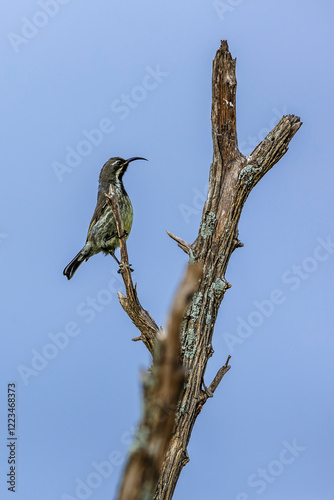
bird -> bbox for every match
[63,156,147,280]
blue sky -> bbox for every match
[1,1,333,499]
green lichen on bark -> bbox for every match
[183,328,196,359]
[190,291,203,321]
[200,211,216,238]
[238,164,262,185]
[208,277,227,298]
[176,403,186,421]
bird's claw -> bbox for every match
[118,262,134,274]
[117,230,128,240]
[104,230,127,243]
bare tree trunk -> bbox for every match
[154,40,301,499]
[110,40,302,500]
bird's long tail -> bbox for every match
[63,249,86,280]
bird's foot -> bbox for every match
[118,262,134,274]
[117,230,128,240]
[104,232,117,242]
[106,231,128,242]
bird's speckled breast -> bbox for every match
[119,194,133,236]
[89,191,133,254]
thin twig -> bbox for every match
[208,355,231,395]
[105,185,159,353]
[166,231,191,255]
[200,355,231,403]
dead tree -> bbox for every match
[106,40,302,500]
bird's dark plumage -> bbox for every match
[63,156,147,280]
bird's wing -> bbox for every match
[87,190,109,235]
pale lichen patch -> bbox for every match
[190,291,203,321]
[183,328,196,359]
[208,277,227,298]
[239,164,262,186]
[200,211,216,239]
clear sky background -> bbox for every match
[1,1,333,499]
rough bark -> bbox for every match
[111,40,302,500]
[155,40,301,500]
[117,263,202,500]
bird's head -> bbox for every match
[100,156,148,184]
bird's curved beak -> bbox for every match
[124,157,148,164]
